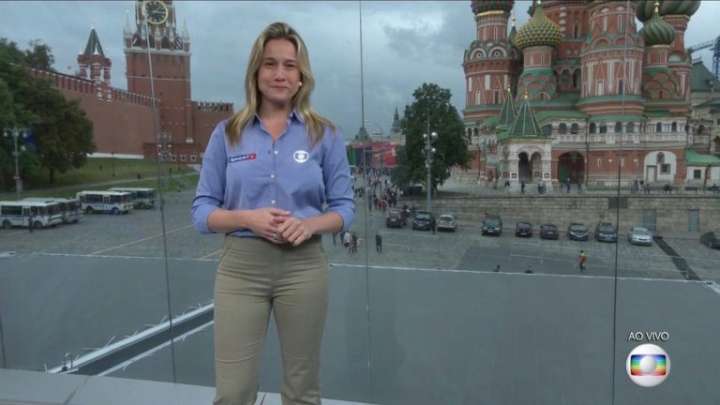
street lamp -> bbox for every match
[423,130,438,213]
[3,127,28,200]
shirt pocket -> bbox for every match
[287,150,325,204]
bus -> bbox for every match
[23,197,82,224]
[76,191,133,215]
[108,187,156,209]
[0,200,64,229]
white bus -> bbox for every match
[76,191,133,215]
[23,197,82,224]
[108,187,156,209]
[0,200,64,229]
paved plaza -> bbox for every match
[1,188,720,404]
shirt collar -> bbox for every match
[252,108,305,125]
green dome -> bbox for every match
[641,6,676,46]
[637,0,700,22]
[471,0,514,15]
[514,2,562,49]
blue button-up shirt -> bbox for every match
[191,111,355,238]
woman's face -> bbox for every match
[257,38,301,108]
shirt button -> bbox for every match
[270,174,275,179]
[274,150,279,155]
[271,200,276,205]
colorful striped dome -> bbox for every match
[641,4,676,46]
[637,0,700,22]
[471,0,515,15]
[513,2,562,49]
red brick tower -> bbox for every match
[464,0,517,122]
[124,0,193,144]
[578,0,644,117]
[77,28,112,100]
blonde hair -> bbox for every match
[226,22,335,146]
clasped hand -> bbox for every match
[247,208,314,246]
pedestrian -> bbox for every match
[504,179,510,192]
[375,232,382,253]
[343,230,352,252]
[520,180,526,194]
[351,232,358,254]
[579,250,587,272]
[27,213,34,233]
[190,22,355,405]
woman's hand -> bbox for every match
[277,216,315,246]
[242,208,290,244]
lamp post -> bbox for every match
[3,127,27,200]
[423,124,438,213]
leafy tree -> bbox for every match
[0,37,94,188]
[25,40,55,71]
[392,83,468,192]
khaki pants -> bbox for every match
[213,235,328,405]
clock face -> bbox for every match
[144,0,169,25]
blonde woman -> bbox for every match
[191,22,355,405]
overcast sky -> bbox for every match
[1,1,718,142]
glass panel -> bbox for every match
[0,0,174,382]
[107,1,372,402]
[360,0,613,403]
[614,1,720,403]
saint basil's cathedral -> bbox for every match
[462,0,720,190]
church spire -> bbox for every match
[498,87,516,128]
[508,90,545,138]
[83,28,105,57]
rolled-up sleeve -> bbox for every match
[191,121,227,234]
[322,129,355,233]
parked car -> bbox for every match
[595,222,618,243]
[515,222,533,237]
[437,214,457,232]
[412,211,435,231]
[567,223,590,241]
[539,224,559,240]
[700,231,720,249]
[386,208,406,228]
[628,226,653,246]
[481,215,503,236]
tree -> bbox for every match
[393,83,468,192]
[25,40,55,71]
[0,37,94,188]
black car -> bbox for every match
[412,211,435,231]
[385,208,406,228]
[594,222,618,243]
[515,222,533,237]
[700,231,720,249]
[539,224,559,240]
[481,216,503,236]
[567,223,590,241]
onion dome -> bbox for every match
[641,2,676,46]
[471,0,515,15]
[513,1,562,50]
[637,0,700,22]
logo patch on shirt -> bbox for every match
[293,150,309,163]
[229,153,256,163]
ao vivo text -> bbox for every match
[627,331,670,342]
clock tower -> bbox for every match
[124,0,193,144]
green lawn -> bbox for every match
[25,158,193,188]
[0,158,198,200]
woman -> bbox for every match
[191,22,355,405]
